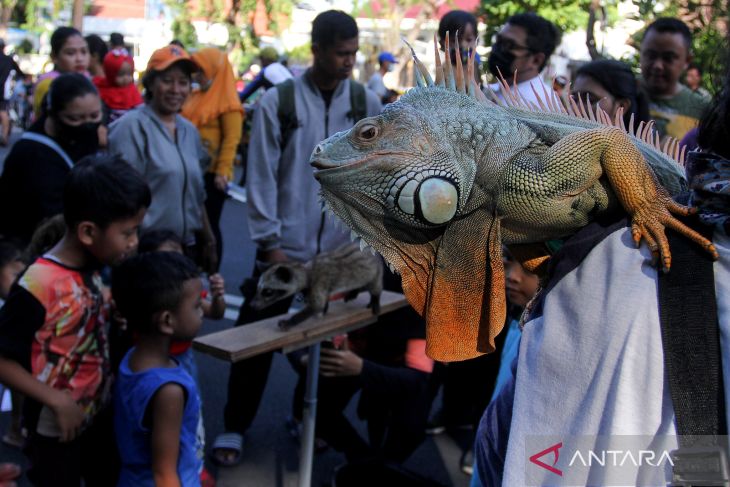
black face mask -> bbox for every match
[54,119,101,161]
[488,43,517,79]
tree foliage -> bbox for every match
[353,0,443,88]
[286,42,310,65]
[230,0,291,34]
[196,0,226,23]
[480,0,728,93]
[224,0,294,74]
[479,0,595,45]
[164,0,197,48]
[18,0,90,33]
[628,0,728,93]
[20,0,73,33]
[0,0,20,32]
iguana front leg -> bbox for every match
[551,128,718,270]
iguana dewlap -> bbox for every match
[310,36,717,362]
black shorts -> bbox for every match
[0,99,8,111]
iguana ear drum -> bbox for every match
[417,178,458,225]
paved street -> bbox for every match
[0,133,473,486]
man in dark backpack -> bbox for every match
[212,10,382,466]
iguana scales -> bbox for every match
[310,36,718,362]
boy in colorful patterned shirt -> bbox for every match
[0,154,150,487]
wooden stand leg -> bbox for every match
[298,342,320,487]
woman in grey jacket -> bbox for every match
[108,45,216,271]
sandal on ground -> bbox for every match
[211,432,243,467]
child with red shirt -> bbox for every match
[0,154,150,487]
[93,48,143,122]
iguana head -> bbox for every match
[312,94,478,233]
[312,42,506,362]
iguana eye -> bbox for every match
[358,124,379,141]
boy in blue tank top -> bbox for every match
[111,251,204,487]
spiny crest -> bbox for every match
[404,32,486,102]
[405,34,686,166]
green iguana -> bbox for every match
[310,36,718,362]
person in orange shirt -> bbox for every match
[182,48,243,269]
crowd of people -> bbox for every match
[0,6,724,487]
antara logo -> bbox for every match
[529,442,563,476]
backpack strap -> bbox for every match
[658,217,726,441]
[348,79,367,123]
[20,132,73,169]
[278,78,366,148]
[276,78,299,150]
[658,218,730,484]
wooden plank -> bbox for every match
[193,290,409,363]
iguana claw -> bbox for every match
[630,194,718,272]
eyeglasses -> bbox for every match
[493,35,533,53]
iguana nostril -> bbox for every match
[314,144,323,155]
